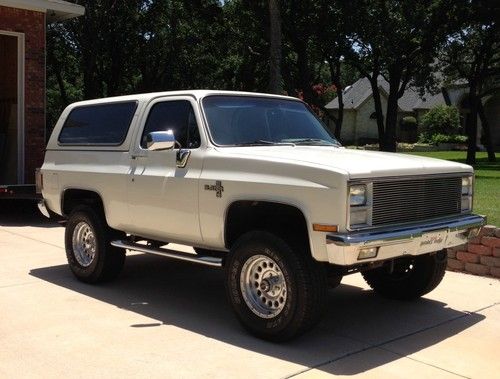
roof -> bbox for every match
[66,90,301,108]
[325,76,446,112]
[0,0,85,22]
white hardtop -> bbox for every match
[65,90,301,109]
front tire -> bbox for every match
[225,231,326,341]
[361,251,447,300]
[65,206,125,283]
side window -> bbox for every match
[59,101,137,145]
[140,100,201,149]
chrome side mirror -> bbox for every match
[146,130,175,151]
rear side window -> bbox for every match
[58,101,138,145]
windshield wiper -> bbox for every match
[232,140,296,146]
[282,138,339,146]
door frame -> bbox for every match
[0,30,25,184]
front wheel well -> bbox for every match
[224,201,309,250]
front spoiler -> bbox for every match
[325,214,485,265]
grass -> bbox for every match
[405,151,500,226]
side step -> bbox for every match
[110,240,223,268]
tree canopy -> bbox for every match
[47,0,498,161]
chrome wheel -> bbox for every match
[72,221,96,267]
[240,254,287,319]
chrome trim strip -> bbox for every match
[327,214,485,246]
[111,240,222,267]
[348,172,472,184]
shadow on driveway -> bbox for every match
[0,199,59,228]
[30,252,485,376]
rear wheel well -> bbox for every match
[225,201,309,250]
[62,189,104,217]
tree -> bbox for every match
[439,0,499,164]
[342,0,463,152]
[268,0,282,93]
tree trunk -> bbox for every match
[368,76,385,149]
[466,84,478,165]
[383,76,401,152]
[268,0,282,94]
[478,100,496,162]
[328,60,343,140]
[335,89,344,140]
[384,94,399,152]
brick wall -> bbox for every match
[0,6,45,184]
[447,225,500,278]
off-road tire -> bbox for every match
[225,231,327,341]
[361,251,447,300]
[65,206,125,283]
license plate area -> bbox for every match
[419,230,447,253]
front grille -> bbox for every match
[372,176,462,226]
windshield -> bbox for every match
[202,96,341,147]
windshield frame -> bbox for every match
[199,94,341,148]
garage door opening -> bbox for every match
[0,31,24,185]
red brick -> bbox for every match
[479,225,496,237]
[447,258,465,271]
[493,248,500,258]
[464,263,490,276]
[457,251,480,263]
[467,244,492,256]
[480,256,500,268]
[481,236,500,248]
[468,236,482,244]
[448,243,467,252]
[0,5,46,184]
[446,249,457,259]
[490,267,500,278]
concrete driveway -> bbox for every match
[1,202,499,378]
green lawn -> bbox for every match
[405,151,500,226]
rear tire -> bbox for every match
[225,231,326,341]
[361,251,447,300]
[65,206,125,283]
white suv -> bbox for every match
[37,90,484,341]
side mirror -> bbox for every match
[146,130,175,151]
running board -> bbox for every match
[110,240,223,268]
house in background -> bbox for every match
[0,0,84,196]
[325,76,500,147]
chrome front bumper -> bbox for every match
[326,214,485,265]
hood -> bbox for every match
[215,146,472,179]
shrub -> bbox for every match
[421,105,460,135]
[422,133,468,144]
[401,116,417,129]
[419,105,461,143]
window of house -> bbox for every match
[58,101,137,145]
[140,100,200,149]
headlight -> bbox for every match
[350,185,366,206]
[462,176,472,195]
[461,175,473,212]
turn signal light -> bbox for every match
[313,224,338,232]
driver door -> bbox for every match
[126,96,204,244]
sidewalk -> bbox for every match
[1,205,499,378]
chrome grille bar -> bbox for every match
[371,176,462,226]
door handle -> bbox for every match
[176,149,191,168]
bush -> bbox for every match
[419,105,461,143]
[419,133,468,144]
[401,116,417,129]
